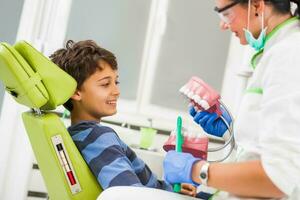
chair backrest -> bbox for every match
[0,41,102,199]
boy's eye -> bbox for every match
[99,80,119,87]
[101,82,110,87]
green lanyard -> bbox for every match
[251,16,299,70]
[247,17,299,95]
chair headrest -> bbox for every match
[0,40,77,110]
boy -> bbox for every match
[50,40,196,196]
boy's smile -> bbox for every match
[71,60,120,122]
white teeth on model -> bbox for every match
[182,131,187,137]
[180,86,211,112]
[189,132,195,138]
[187,91,194,98]
[193,95,202,105]
[179,87,186,95]
[200,100,210,110]
[184,88,190,95]
[179,86,186,93]
[192,95,199,102]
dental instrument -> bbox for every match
[180,76,236,162]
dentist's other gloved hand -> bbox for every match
[163,150,200,186]
[189,106,232,138]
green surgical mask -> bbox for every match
[244,27,267,51]
[243,0,267,51]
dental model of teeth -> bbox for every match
[179,76,222,116]
[163,129,208,160]
[171,76,236,162]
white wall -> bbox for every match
[0,83,4,114]
[221,35,254,115]
[0,95,33,200]
[0,0,31,199]
[0,0,72,199]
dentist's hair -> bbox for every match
[232,0,299,16]
[50,40,118,111]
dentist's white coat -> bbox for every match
[234,17,300,199]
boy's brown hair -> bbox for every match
[50,40,118,111]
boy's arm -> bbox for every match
[72,126,143,189]
[118,138,173,191]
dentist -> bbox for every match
[164,0,300,199]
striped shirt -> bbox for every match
[68,121,172,191]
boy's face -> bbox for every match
[72,60,120,120]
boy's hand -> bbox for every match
[180,183,197,197]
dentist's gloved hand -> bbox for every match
[189,106,232,139]
[163,150,200,186]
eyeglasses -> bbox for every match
[214,1,241,24]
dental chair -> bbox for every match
[0,41,102,199]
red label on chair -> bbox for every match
[52,135,81,194]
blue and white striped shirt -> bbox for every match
[68,121,172,191]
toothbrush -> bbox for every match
[173,116,183,193]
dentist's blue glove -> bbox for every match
[189,106,232,138]
[163,150,200,185]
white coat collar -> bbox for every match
[251,17,300,69]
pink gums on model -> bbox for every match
[163,132,209,160]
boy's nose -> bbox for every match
[113,84,120,97]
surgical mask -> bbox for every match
[243,0,267,51]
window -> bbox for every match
[64,0,231,130]
[66,0,152,101]
[0,0,24,115]
[147,0,230,112]
[35,0,231,131]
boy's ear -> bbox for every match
[70,89,82,101]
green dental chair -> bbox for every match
[0,41,102,199]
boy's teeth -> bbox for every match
[200,100,210,110]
